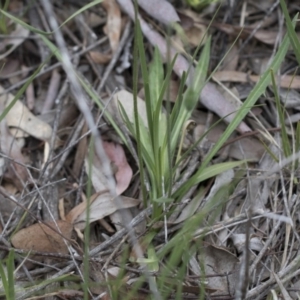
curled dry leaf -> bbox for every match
[84,139,133,196]
[102,0,122,52]
[66,192,140,230]
[103,141,133,195]
[11,220,73,254]
[0,23,30,60]
[65,191,101,224]
[0,85,52,141]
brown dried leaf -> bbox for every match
[0,59,19,81]
[252,29,279,45]
[221,45,239,71]
[210,22,281,45]
[102,0,122,52]
[11,220,73,254]
[185,24,207,47]
[84,139,133,196]
[198,245,240,296]
[89,51,112,64]
[213,71,300,90]
[103,141,133,195]
[65,192,101,224]
[66,192,140,230]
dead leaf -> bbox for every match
[89,51,112,64]
[228,137,265,161]
[279,89,300,109]
[103,141,133,195]
[138,0,179,26]
[102,0,122,52]
[66,192,140,230]
[111,89,148,128]
[85,156,108,194]
[11,220,73,254]
[209,22,281,45]
[252,29,280,45]
[213,71,300,90]
[0,85,52,141]
[185,24,207,47]
[0,23,30,60]
[231,233,264,254]
[0,59,19,81]
[84,138,133,196]
[65,192,102,224]
[0,120,28,190]
[221,45,239,71]
[198,245,240,296]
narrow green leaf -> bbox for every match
[7,250,15,300]
[271,69,291,157]
[133,4,148,206]
[147,244,159,272]
[135,19,153,142]
[280,1,300,65]
[149,47,164,109]
[174,160,245,197]
[0,9,48,34]
[184,36,211,112]
[153,197,174,204]
[0,262,8,298]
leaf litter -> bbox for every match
[0,0,299,299]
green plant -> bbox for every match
[0,250,15,300]
[0,0,9,34]
[0,0,298,298]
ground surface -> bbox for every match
[0,0,300,299]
